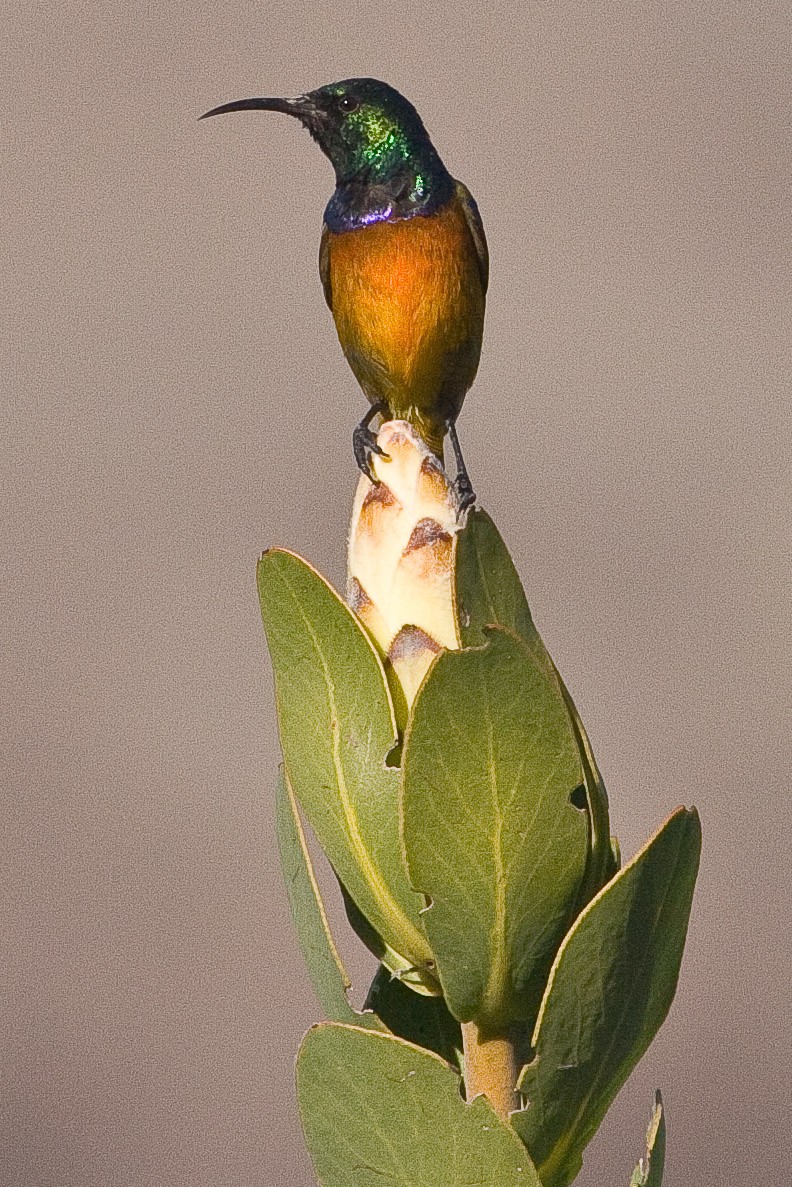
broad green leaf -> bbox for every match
[364,965,463,1070]
[455,508,614,903]
[402,626,589,1027]
[297,1023,543,1187]
[275,770,383,1028]
[630,1092,666,1186]
[276,771,459,1058]
[258,550,434,983]
[513,808,701,1187]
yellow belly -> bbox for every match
[326,198,485,452]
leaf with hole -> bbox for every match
[402,625,590,1027]
[512,808,700,1187]
[455,508,614,903]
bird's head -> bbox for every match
[201,77,446,188]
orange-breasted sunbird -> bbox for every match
[202,77,488,507]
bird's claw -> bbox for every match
[353,424,388,483]
[454,473,476,511]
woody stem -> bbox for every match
[461,1021,520,1121]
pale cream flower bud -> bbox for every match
[348,421,462,705]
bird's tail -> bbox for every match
[409,412,446,462]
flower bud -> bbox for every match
[348,421,462,704]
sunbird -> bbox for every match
[201,77,488,507]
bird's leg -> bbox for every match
[447,421,476,510]
[353,402,389,483]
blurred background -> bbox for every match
[3,1,790,1183]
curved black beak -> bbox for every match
[199,95,317,125]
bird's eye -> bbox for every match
[338,95,360,113]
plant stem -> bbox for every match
[461,1021,520,1121]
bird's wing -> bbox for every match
[455,180,489,294]
[319,222,333,310]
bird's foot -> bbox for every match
[353,423,388,483]
[454,472,476,511]
[445,419,476,511]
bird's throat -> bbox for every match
[324,168,455,233]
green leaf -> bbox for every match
[455,508,613,904]
[364,966,463,1070]
[630,1092,666,1186]
[275,769,383,1028]
[297,1023,543,1187]
[258,550,435,984]
[562,683,615,906]
[276,770,461,1059]
[402,626,590,1027]
[454,508,537,647]
[513,808,701,1187]
[276,733,503,1061]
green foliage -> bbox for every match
[455,509,614,903]
[261,508,700,1186]
[274,770,380,1028]
[258,549,435,986]
[364,966,463,1070]
[402,626,589,1028]
[630,1093,666,1186]
[512,808,700,1187]
[296,1023,543,1187]
[275,769,462,1062]
[454,507,537,647]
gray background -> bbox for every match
[3,1,790,1184]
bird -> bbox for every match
[201,77,488,508]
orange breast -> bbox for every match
[326,197,485,441]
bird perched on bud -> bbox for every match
[201,77,488,507]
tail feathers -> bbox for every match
[407,411,446,461]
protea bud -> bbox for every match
[347,420,461,706]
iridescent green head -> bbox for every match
[299,78,443,185]
[201,78,455,230]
